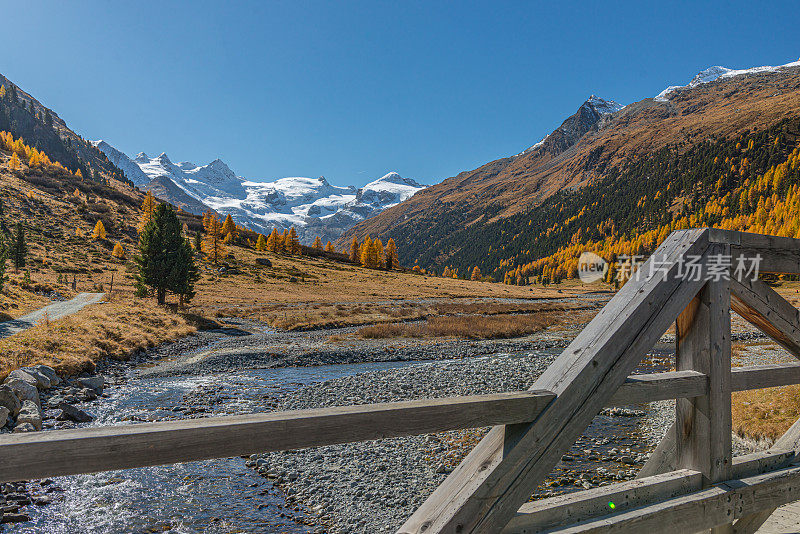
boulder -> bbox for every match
[256,257,272,267]
[56,403,93,423]
[19,368,52,390]
[12,422,36,433]
[5,369,41,389]
[0,385,21,417]
[16,400,42,431]
[0,406,8,428]
[32,365,60,387]
[77,376,104,395]
[4,379,40,409]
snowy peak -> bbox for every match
[584,95,624,115]
[91,140,424,244]
[655,59,800,101]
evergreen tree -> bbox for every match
[349,236,359,263]
[92,220,107,240]
[193,230,202,252]
[312,236,323,250]
[136,204,199,305]
[138,191,157,234]
[11,223,26,273]
[0,245,8,292]
[255,233,267,251]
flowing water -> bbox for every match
[8,344,672,533]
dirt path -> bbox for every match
[0,292,105,339]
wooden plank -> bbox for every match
[709,228,800,273]
[504,450,796,533]
[731,363,800,391]
[541,464,800,534]
[0,390,555,483]
[730,277,800,356]
[399,228,712,534]
[675,276,732,486]
[609,371,707,405]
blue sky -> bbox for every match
[2,1,798,187]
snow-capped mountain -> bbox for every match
[655,59,800,101]
[91,141,424,243]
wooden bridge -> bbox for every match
[4,228,800,533]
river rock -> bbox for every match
[32,365,61,387]
[0,406,8,428]
[16,400,42,431]
[5,369,44,389]
[4,379,40,409]
[56,403,93,423]
[12,422,36,433]
[0,385,21,416]
[77,376,104,395]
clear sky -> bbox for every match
[2,1,798,187]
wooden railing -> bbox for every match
[3,228,800,533]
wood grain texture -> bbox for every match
[399,229,712,534]
[505,450,795,533]
[730,277,800,356]
[0,390,555,483]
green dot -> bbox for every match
[608,502,616,509]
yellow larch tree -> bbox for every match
[255,234,267,251]
[349,236,359,262]
[385,238,399,270]
[92,220,107,240]
[471,266,482,281]
[138,191,157,234]
[112,242,125,259]
[288,227,302,255]
[202,213,227,264]
[324,241,335,253]
[312,236,323,250]
[266,228,278,252]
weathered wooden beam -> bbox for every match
[608,371,707,405]
[731,362,800,390]
[0,390,555,483]
[399,229,712,534]
[504,449,795,533]
[540,464,800,534]
[675,277,733,488]
[730,277,800,356]
[709,228,800,273]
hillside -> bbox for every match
[340,62,800,279]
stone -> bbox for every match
[77,376,104,395]
[0,406,8,428]
[16,400,42,431]
[1,512,31,523]
[56,403,93,423]
[256,257,272,267]
[32,365,61,387]
[5,369,40,389]
[77,388,97,401]
[4,378,40,409]
[12,423,36,433]
[0,385,21,417]
[20,368,52,389]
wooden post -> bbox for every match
[675,269,732,532]
[109,272,114,294]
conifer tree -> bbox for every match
[349,236,359,262]
[255,233,267,251]
[135,204,199,305]
[74,168,83,179]
[202,213,226,264]
[288,227,302,255]
[471,266,482,281]
[385,238,399,270]
[325,241,335,253]
[112,242,125,259]
[8,153,22,171]
[194,230,202,252]
[221,214,236,237]
[360,236,373,267]
[92,220,107,240]
[11,223,26,273]
[312,236,323,250]
[138,191,157,234]
[266,228,278,252]
[278,229,288,253]
[0,85,5,99]
[374,239,386,269]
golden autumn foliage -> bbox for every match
[312,236,323,250]
[112,242,125,259]
[92,220,107,240]
[255,233,267,251]
[138,191,157,234]
[325,240,335,253]
[202,212,227,264]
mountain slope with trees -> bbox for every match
[340,64,800,280]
